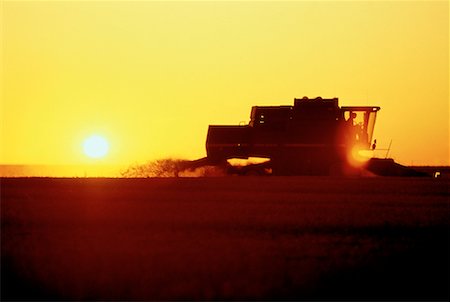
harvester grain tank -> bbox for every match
[186,97,382,175]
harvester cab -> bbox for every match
[341,106,380,150]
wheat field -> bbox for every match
[1,177,448,301]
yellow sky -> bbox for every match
[1,1,449,167]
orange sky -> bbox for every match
[1,1,449,167]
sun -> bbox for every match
[83,135,109,158]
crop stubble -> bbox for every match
[1,177,449,300]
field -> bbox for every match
[1,177,449,301]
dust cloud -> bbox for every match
[121,158,226,177]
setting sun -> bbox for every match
[83,135,109,159]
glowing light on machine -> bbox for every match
[348,146,373,168]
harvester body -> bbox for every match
[205,97,380,175]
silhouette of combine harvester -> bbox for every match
[182,97,427,176]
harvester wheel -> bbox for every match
[244,169,262,176]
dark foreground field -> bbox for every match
[1,177,449,301]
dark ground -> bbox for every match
[1,177,449,301]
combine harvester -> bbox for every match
[182,97,427,176]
